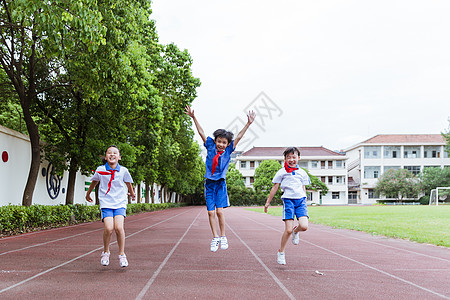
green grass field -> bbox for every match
[247,205,450,247]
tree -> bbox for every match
[253,160,281,194]
[443,120,450,156]
[375,169,422,200]
[153,43,201,199]
[36,0,161,205]
[0,0,106,205]
[226,164,245,189]
[419,167,450,195]
[303,168,328,195]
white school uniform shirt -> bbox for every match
[90,163,133,209]
[272,166,311,199]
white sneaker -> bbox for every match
[101,252,110,266]
[210,237,220,252]
[292,226,300,245]
[277,251,286,265]
[220,236,228,250]
[119,254,128,267]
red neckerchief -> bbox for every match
[211,150,224,175]
[96,169,117,195]
[284,161,298,174]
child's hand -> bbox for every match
[128,193,136,201]
[86,194,93,202]
[247,110,256,124]
[264,202,270,213]
[185,105,195,118]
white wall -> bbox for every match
[1,125,172,206]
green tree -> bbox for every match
[35,0,164,204]
[153,44,201,199]
[0,0,106,205]
[253,160,281,194]
[419,167,450,195]
[303,168,328,195]
[226,164,245,189]
[375,169,422,200]
[443,120,450,156]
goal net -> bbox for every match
[429,187,450,205]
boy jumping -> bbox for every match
[185,105,256,252]
[265,147,311,265]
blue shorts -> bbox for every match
[204,179,229,211]
[101,208,126,221]
[282,198,308,220]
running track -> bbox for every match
[1,206,449,299]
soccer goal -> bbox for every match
[429,187,450,205]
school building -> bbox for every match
[345,134,450,204]
[234,134,450,205]
[235,146,349,205]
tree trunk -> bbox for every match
[137,183,141,203]
[21,98,40,206]
[65,158,78,205]
[151,183,154,204]
[145,183,150,203]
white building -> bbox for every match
[235,146,349,205]
[345,134,450,204]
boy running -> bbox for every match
[265,147,310,265]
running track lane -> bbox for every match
[0,206,449,299]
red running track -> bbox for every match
[1,206,449,299]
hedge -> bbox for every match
[0,203,181,237]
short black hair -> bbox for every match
[283,147,300,158]
[213,129,234,144]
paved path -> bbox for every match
[1,206,449,299]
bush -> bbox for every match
[0,203,181,237]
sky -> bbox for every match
[151,0,450,152]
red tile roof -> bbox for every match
[361,134,445,144]
[241,146,345,157]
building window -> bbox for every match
[336,176,344,184]
[311,161,319,168]
[250,161,255,169]
[384,166,400,172]
[328,161,332,169]
[250,177,254,184]
[328,177,333,185]
[332,192,340,199]
[299,161,308,168]
[424,146,440,158]
[364,146,381,159]
[321,161,326,169]
[335,160,343,168]
[404,146,421,159]
[364,166,381,179]
[240,161,247,169]
[384,146,400,159]
[404,166,421,176]
[321,176,325,183]
[368,189,377,199]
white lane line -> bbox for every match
[246,215,450,300]
[227,223,296,300]
[312,227,450,263]
[135,209,202,300]
[0,209,190,295]
[0,208,189,256]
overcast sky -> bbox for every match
[151,0,450,152]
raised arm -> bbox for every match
[234,110,256,147]
[185,105,207,143]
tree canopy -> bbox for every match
[0,0,204,205]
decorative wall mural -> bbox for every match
[42,163,62,200]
